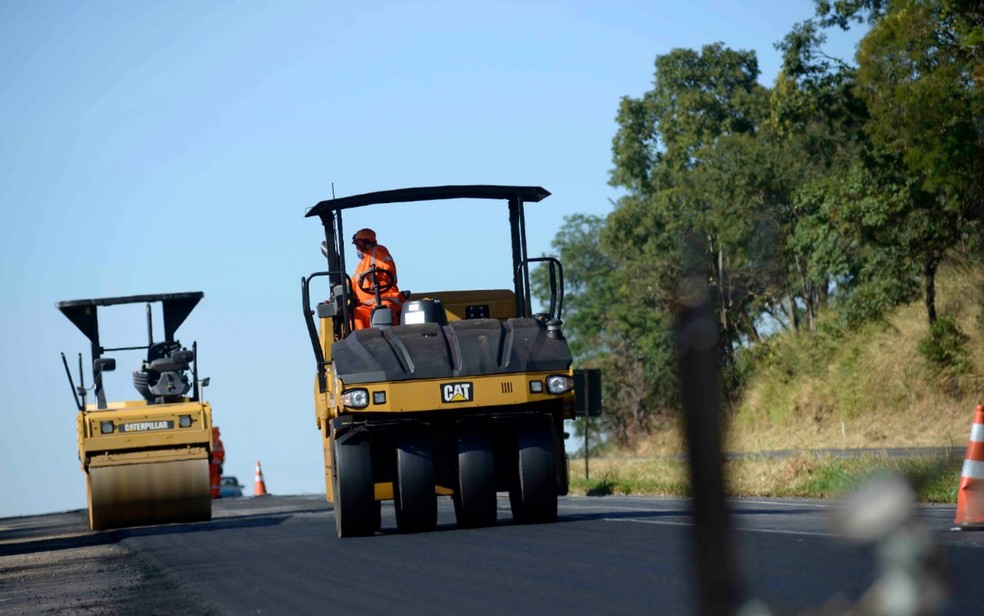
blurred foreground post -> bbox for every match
[675,234,743,616]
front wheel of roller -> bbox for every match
[394,430,437,533]
[332,430,376,538]
[509,420,558,524]
[86,458,211,531]
[454,430,497,528]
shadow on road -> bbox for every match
[0,499,332,557]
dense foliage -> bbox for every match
[536,0,984,448]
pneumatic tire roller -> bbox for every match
[303,185,587,537]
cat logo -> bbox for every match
[441,382,474,403]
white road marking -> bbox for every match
[602,517,839,538]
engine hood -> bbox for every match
[331,318,571,384]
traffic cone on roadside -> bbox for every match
[254,460,269,497]
[953,405,984,530]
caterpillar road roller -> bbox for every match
[302,185,576,536]
[57,292,214,531]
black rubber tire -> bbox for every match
[394,430,437,533]
[454,430,497,528]
[332,430,375,538]
[373,500,382,531]
[509,420,558,524]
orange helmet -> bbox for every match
[352,228,376,245]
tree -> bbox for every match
[531,214,615,360]
[609,44,770,360]
[771,19,869,331]
[533,213,663,448]
[792,162,923,326]
[809,0,984,324]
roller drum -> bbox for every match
[87,458,211,530]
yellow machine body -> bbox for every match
[313,289,576,503]
[77,398,214,530]
[57,291,215,531]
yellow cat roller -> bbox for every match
[58,292,216,531]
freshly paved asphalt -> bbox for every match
[4,493,983,615]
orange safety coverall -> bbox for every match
[352,243,403,329]
[210,427,225,499]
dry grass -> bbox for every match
[569,454,962,502]
[727,261,984,454]
[576,261,983,502]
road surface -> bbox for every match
[2,494,981,614]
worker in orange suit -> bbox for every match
[210,426,225,499]
[350,228,403,329]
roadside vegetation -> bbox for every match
[566,260,981,503]
[538,1,984,502]
[569,455,961,504]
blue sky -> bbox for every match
[0,1,862,517]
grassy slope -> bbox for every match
[731,262,984,453]
[572,262,982,501]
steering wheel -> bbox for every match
[357,266,395,295]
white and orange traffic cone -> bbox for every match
[254,460,269,497]
[953,404,984,530]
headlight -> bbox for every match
[341,388,369,408]
[100,421,114,434]
[546,375,573,395]
[529,380,544,394]
[179,415,193,428]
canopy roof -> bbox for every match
[56,292,203,346]
[305,185,550,218]
[56,291,203,309]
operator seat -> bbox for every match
[133,341,192,403]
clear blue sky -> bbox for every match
[0,1,861,517]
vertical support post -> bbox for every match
[321,210,349,339]
[192,341,199,401]
[508,196,525,317]
[89,322,107,410]
[146,303,154,345]
[583,417,589,480]
[78,353,87,409]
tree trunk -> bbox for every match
[924,253,939,325]
[715,245,734,363]
[794,255,816,332]
[783,294,799,334]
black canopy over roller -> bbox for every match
[307,185,551,336]
[57,292,203,351]
[56,292,204,408]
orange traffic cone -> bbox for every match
[953,404,984,530]
[254,460,269,497]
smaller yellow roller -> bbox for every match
[58,292,216,531]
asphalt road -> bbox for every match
[3,494,983,615]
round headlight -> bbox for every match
[100,421,115,434]
[179,415,192,428]
[546,375,573,395]
[342,388,369,408]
